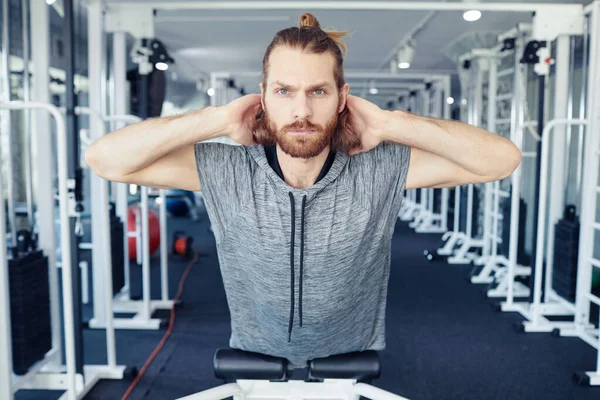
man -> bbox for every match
[86,13,521,368]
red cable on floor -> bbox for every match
[121,250,200,400]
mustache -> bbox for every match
[281,120,323,133]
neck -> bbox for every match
[277,145,330,189]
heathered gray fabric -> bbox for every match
[194,141,411,368]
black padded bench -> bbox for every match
[213,348,381,383]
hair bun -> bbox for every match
[299,13,320,29]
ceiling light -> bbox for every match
[461,98,468,106]
[46,0,56,4]
[397,41,415,70]
[207,87,215,97]
[463,10,481,22]
[155,62,168,71]
[368,80,378,95]
[446,97,455,105]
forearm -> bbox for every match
[383,110,521,177]
[86,106,226,177]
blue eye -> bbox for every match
[314,89,324,95]
[278,88,289,95]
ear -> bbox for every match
[259,82,266,111]
[338,83,350,113]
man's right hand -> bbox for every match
[222,94,263,145]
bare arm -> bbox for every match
[382,111,522,189]
[85,95,261,191]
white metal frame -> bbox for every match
[398,76,450,233]
[496,2,600,386]
[501,1,597,385]
[81,112,175,330]
[469,31,533,301]
[408,78,450,234]
[0,102,126,400]
[177,379,410,400]
[500,9,586,323]
[109,1,582,13]
[572,2,600,385]
[89,0,176,330]
[446,55,487,265]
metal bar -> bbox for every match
[529,73,546,305]
[111,1,581,12]
[0,109,13,398]
[591,258,600,269]
[75,107,116,368]
[22,0,34,230]
[0,101,76,400]
[2,0,16,248]
[497,68,515,78]
[586,292,600,307]
[565,35,576,205]
[30,0,61,366]
[64,0,84,376]
[88,0,108,330]
[112,32,131,299]
[486,55,498,259]
[139,38,152,321]
[531,119,588,326]
[439,78,451,231]
[545,35,571,304]
[506,40,526,307]
[160,190,168,301]
[577,15,590,204]
[141,187,151,320]
[354,383,411,400]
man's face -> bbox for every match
[260,46,349,159]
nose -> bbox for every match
[293,93,312,120]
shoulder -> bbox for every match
[194,139,252,163]
[351,141,411,165]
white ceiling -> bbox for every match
[104,0,591,103]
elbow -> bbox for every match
[85,142,120,181]
[497,144,522,181]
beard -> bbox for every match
[263,111,339,159]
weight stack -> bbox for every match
[109,203,125,294]
[9,250,52,375]
[500,196,528,265]
[552,205,579,303]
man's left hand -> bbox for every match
[346,95,393,156]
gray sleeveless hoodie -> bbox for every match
[194,141,410,367]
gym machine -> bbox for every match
[467,27,533,300]
[499,1,600,386]
[88,0,179,330]
[398,76,451,235]
[406,78,451,235]
[442,51,487,265]
[0,1,131,399]
[176,349,410,400]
